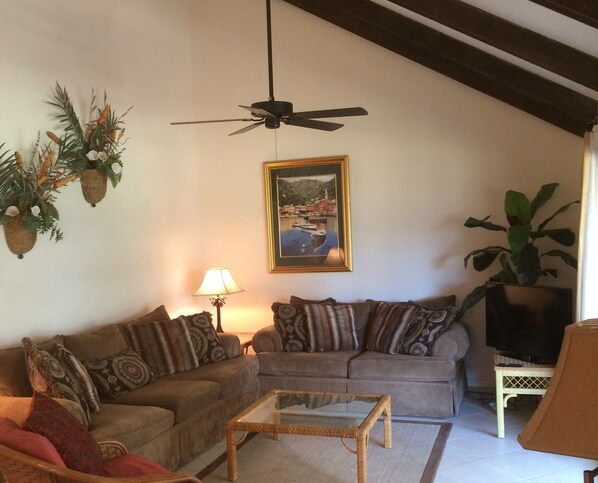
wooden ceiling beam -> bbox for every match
[282,0,597,136]
[387,0,598,91]
[528,0,598,29]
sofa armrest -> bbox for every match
[219,334,241,359]
[431,321,470,360]
[252,326,283,353]
[0,396,87,427]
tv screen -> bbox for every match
[485,282,573,363]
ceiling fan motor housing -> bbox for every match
[252,100,293,118]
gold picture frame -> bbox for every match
[264,155,352,273]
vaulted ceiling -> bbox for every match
[281,0,598,137]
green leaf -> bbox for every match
[537,200,580,231]
[459,285,487,315]
[464,216,506,232]
[530,183,558,218]
[532,228,575,246]
[464,246,509,269]
[507,225,531,254]
[512,244,541,284]
[497,254,518,283]
[542,249,578,269]
[505,190,531,226]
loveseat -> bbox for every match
[0,306,259,473]
[253,295,470,418]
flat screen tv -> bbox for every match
[485,282,573,363]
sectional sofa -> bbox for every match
[253,295,470,418]
[0,306,259,471]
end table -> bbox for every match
[494,354,555,438]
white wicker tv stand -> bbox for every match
[494,354,555,438]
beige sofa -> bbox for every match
[0,309,259,472]
[253,296,470,418]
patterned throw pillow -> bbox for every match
[272,303,309,352]
[24,392,104,475]
[304,304,358,352]
[399,305,459,356]
[366,302,418,354]
[179,313,227,364]
[54,344,101,413]
[22,337,92,426]
[119,318,199,376]
[85,350,155,399]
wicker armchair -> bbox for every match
[0,440,201,482]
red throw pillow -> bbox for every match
[23,392,104,475]
[0,417,65,467]
[102,454,169,477]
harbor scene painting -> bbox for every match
[265,156,352,273]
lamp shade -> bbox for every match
[193,268,243,297]
[518,321,598,460]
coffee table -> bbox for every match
[226,389,392,483]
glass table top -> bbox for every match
[236,390,385,430]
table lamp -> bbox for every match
[193,268,243,333]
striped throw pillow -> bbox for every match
[304,304,358,352]
[119,318,199,376]
[366,302,418,354]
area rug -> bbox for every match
[198,420,451,482]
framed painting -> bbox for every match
[264,155,352,273]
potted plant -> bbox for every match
[48,83,131,206]
[0,137,76,258]
[460,183,579,313]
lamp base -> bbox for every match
[210,296,226,333]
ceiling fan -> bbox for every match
[171,0,368,136]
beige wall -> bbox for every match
[0,0,583,388]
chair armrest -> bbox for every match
[0,442,201,482]
[252,325,283,353]
[431,321,470,360]
[99,440,128,460]
[219,334,241,359]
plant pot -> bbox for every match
[80,169,107,207]
[4,215,36,259]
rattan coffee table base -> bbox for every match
[225,389,392,483]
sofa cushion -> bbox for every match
[165,355,258,399]
[348,351,458,382]
[0,396,87,427]
[180,312,228,364]
[24,392,104,475]
[400,305,458,356]
[119,318,199,377]
[366,303,416,355]
[85,350,155,399]
[272,302,309,352]
[54,343,101,413]
[289,295,336,304]
[0,416,66,467]
[305,304,358,352]
[257,351,359,378]
[64,325,129,363]
[89,403,174,451]
[22,338,92,425]
[103,379,220,424]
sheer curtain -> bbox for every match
[577,124,598,321]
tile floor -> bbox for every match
[181,392,598,482]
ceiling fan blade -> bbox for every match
[285,118,343,131]
[229,121,266,136]
[292,107,368,120]
[171,118,255,126]
[239,105,273,118]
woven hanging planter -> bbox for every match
[4,215,37,259]
[80,169,108,207]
